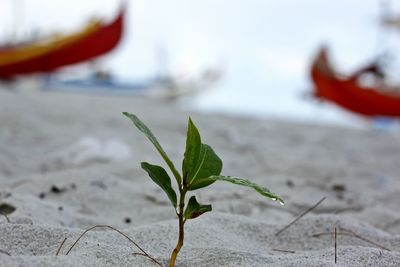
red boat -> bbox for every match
[310,47,400,117]
[0,7,124,79]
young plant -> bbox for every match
[123,112,283,267]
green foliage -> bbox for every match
[184,196,212,219]
[209,176,284,204]
[182,117,223,190]
[141,162,177,208]
[189,143,223,188]
[123,112,283,267]
[182,118,202,181]
[123,112,182,184]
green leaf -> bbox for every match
[123,112,182,185]
[182,117,201,182]
[184,196,212,219]
[188,144,223,190]
[209,176,284,204]
[188,177,215,191]
[141,162,177,208]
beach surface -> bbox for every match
[1,87,400,266]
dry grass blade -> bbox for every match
[312,228,391,251]
[56,237,67,256]
[65,225,162,266]
[334,227,337,264]
[0,212,10,223]
[0,249,11,256]
[271,248,296,253]
[339,227,391,251]
[134,252,149,257]
[275,196,326,236]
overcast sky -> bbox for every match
[1,0,395,125]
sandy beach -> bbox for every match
[1,87,400,266]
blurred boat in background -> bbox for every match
[0,6,124,80]
[310,47,400,118]
[42,67,223,100]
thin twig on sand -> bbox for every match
[134,252,150,257]
[275,197,326,236]
[271,248,296,253]
[339,227,391,251]
[334,227,337,264]
[65,225,162,267]
[56,237,67,256]
[0,212,10,223]
[312,228,391,251]
[0,249,11,256]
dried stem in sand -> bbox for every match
[0,212,10,223]
[312,227,391,251]
[56,237,67,256]
[271,248,296,253]
[275,196,326,236]
[63,225,162,267]
[0,249,11,256]
[334,227,337,264]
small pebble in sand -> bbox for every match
[50,185,67,194]
[38,193,45,199]
[332,184,346,200]
[332,184,346,192]
[124,217,131,224]
[286,180,294,188]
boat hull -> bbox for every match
[0,8,124,79]
[310,48,400,117]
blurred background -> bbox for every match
[1,0,399,127]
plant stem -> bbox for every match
[169,188,186,267]
[64,225,162,266]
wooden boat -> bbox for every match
[43,68,223,100]
[0,7,124,79]
[310,47,400,117]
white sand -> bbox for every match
[1,87,400,266]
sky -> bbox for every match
[0,0,397,126]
